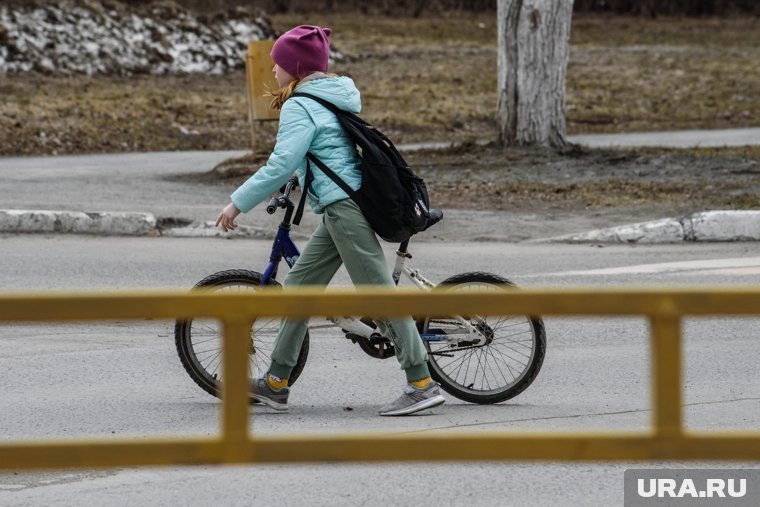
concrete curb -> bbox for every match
[160,220,283,240]
[162,220,315,239]
[538,210,760,244]
[0,210,156,236]
[0,210,315,239]
[4,209,760,243]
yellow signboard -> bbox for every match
[245,40,280,122]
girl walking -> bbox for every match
[215,25,444,416]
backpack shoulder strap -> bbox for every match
[290,91,369,127]
[290,92,344,114]
[305,153,358,200]
[292,159,313,226]
[292,154,360,226]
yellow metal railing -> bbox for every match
[1,287,760,469]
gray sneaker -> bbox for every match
[250,377,289,411]
[379,382,445,416]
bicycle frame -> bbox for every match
[258,211,480,345]
[260,223,301,284]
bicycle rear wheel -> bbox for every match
[418,272,545,404]
[174,269,309,401]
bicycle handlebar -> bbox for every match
[266,176,300,215]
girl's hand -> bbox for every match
[215,203,241,232]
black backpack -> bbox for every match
[290,92,432,243]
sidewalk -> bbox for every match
[568,128,760,149]
[1,128,759,242]
[397,127,760,151]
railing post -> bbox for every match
[221,318,251,461]
[650,315,683,438]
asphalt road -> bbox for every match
[1,236,759,506]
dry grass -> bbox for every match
[0,73,254,155]
[1,13,759,156]
[567,16,760,133]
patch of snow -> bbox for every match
[0,2,338,76]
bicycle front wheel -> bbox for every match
[174,269,309,401]
[418,272,545,404]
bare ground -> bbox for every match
[411,145,760,214]
[188,143,760,240]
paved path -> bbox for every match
[568,127,760,148]
[400,127,760,151]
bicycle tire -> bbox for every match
[174,269,309,401]
[418,271,546,404]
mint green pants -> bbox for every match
[268,199,430,382]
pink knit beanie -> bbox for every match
[270,25,332,79]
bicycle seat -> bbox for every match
[423,208,443,231]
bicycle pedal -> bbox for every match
[369,334,390,345]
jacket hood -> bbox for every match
[294,75,361,113]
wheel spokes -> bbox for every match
[186,284,281,385]
[425,281,538,395]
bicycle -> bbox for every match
[175,176,546,404]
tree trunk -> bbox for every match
[497,0,574,148]
[413,0,431,17]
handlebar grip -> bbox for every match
[266,197,278,214]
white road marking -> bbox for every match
[542,257,760,277]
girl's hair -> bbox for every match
[267,78,301,111]
[267,73,338,110]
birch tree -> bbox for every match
[497,0,574,148]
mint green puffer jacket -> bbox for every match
[230,76,362,214]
